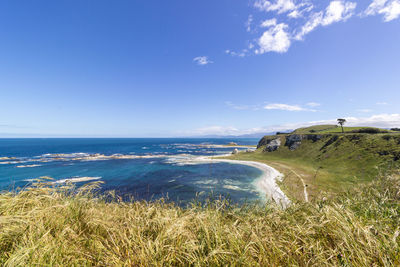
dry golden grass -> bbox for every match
[1,171,399,266]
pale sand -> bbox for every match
[208,158,289,207]
[173,154,290,207]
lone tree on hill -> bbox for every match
[337,118,346,133]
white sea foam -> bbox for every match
[22,176,102,184]
[5,143,287,206]
[166,155,290,207]
[223,185,248,191]
[16,164,41,168]
[194,179,217,185]
[53,176,102,184]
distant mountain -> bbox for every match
[193,132,289,139]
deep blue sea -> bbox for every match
[0,138,264,204]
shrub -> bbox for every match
[350,127,389,134]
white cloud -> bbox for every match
[245,0,358,54]
[254,0,297,14]
[256,21,291,53]
[225,101,261,110]
[357,109,373,113]
[226,101,319,111]
[294,12,323,40]
[376,101,389,105]
[193,56,213,65]
[225,101,250,110]
[288,3,314,18]
[344,113,400,128]
[233,0,398,56]
[322,0,356,25]
[306,102,321,107]
[271,113,400,131]
[261,18,278,27]
[288,9,301,18]
[225,50,246,57]
[189,126,241,136]
[364,0,400,22]
[264,103,315,111]
[294,0,356,40]
[246,15,254,32]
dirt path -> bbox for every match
[266,162,309,202]
[290,169,309,202]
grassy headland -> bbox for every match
[228,125,400,201]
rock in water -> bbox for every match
[232,148,239,154]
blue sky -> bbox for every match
[0,0,399,137]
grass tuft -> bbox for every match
[0,173,399,266]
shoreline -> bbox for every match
[209,158,290,207]
[187,154,290,207]
[2,148,288,206]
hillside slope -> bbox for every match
[229,126,400,201]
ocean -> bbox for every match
[0,138,266,205]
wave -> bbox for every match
[163,155,289,207]
[22,176,102,184]
[223,185,248,191]
[53,176,102,184]
[16,164,42,168]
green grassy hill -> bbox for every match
[229,126,400,201]
[292,125,391,134]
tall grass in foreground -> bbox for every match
[0,173,399,266]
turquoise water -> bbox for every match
[0,138,263,204]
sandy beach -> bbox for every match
[169,154,290,207]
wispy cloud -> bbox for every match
[357,109,373,113]
[295,0,356,40]
[254,0,299,14]
[225,101,261,110]
[188,126,241,136]
[252,1,357,54]
[306,102,321,107]
[225,50,246,57]
[363,0,400,22]
[264,103,316,111]
[193,56,213,65]
[233,0,399,56]
[225,101,318,111]
[246,15,254,32]
[376,101,389,105]
[0,124,31,129]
